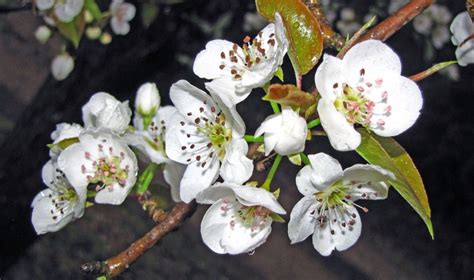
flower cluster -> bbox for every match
[33,0,136,81]
[34,9,434,258]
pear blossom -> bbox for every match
[58,130,138,205]
[288,153,394,256]
[193,13,288,107]
[315,40,423,151]
[82,92,132,134]
[255,107,307,156]
[125,99,186,202]
[109,0,136,35]
[412,4,452,49]
[35,0,84,23]
[196,182,286,254]
[165,80,253,203]
[135,83,161,117]
[51,53,74,81]
[450,11,474,66]
[32,160,86,234]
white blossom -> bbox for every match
[193,13,288,107]
[82,92,132,134]
[196,182,286,254]
[450,11,474,66]
[58,130,138,205]
[35,0,84,23]
[31,160,86,234]
[165,80,253,203]
[51,53,74,81]
[412,4,452,49]
[255,107,307,156]
[109,0,136,35]
[135,83,161,117]
[314,40,423,151]
[288,153,394,256]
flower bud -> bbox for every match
[51,53,74,81]
[135,83,161,117]
[100,32,112,45]
[35,25,52,44]
[86,26,102,40]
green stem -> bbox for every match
[244,134,264,143]
[307,118,321,129]
[270,101,281,113]
[261,154,283,191]
[135,162,159,194]
[300,153,311,166]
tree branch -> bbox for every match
[80,202,196,278]
[338,0,433,57]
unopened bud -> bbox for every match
[35,25,52,44]
[84,10,94,23]
[135,82,160,117]
[86,26,102,40]
[51,53,74,81]
[100,32,112,45]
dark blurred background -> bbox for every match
[0,0,472,279]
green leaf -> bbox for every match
[272,187,280,199]
[56,13,86,48]
[141,3,159,28]
[47,137,80,150]
[134,163,159,194]
[263,84,316,111]
[84,0,103,20]
[355,129,433,238]
[288,154,302,166]
[96,276,107,280]
[256,0,324,75]
[275,66,284,81]
[270,212,286,223]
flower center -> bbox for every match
[218,32,277,80]
[331,68,392,130]
[220,198,272,232]
[144,120,166,155]
[198,114,232,160]
[334,83,375,126]
[82,145,130,192]
[312,180,366,235]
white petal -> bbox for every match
[228,184,286,214]
[120,3,136,20]
[221,217,272,255]
[220,138,253,184]
[450,12,473,46]
[272,107,307,155]
[205,78,249,107]
[170,80,219,123]
[312,205,361,256]
[51,122,83,143]
[36,0,54,10]
[156,106,177,134]
[455,40,474,66]
[179,158,220,203]
[81,92,132,134]
[51,54,74,81]
[111,17,130,35]
[163,161,186,202]
[57,143,90,190]
[55,0,84,22]
[31,189,77,234]
[206,83,246,137]
[343,164,394,200]
[193,39,241,80]
[196,185,236,204]
[288,196,318,244]
[295,165,319,196]
[41,160,56,190]
[343,40,402,78]
[371,75,422,137]
[307,153,343,189]
[317,98,361,151]
[314,54,344,101]
[200,197,237,254]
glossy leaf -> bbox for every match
[256,0,323,75]
[84,0,103,20]
[355,128,433,238]
[263,84,316,111]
